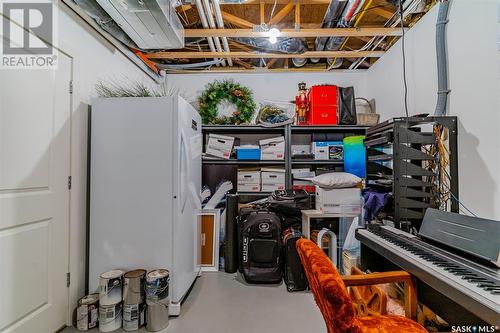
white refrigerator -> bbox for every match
[89,96,202,314]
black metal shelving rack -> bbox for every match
[365,116,459,231]
[201,124,369,198]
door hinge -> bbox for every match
[66,272,71,287]
[69,81,73,94]
[68,176,72,190]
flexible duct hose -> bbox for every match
[434,0,451,116]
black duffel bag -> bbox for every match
[267,189,311,222]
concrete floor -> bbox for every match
[64,272,325,333]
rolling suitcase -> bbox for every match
[283,228,308,292]
[239,210,283,284]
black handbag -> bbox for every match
[338,86,357,125]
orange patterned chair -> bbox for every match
[296,238,427,333]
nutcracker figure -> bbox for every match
[295,82,308,125]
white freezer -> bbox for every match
[89,96,202,311]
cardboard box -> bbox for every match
[238,183,261,192]
[291,145,311,155]
[328,142,344,160]
[259,136,285,160]
[236,146,261,160]
[206,134,235,159]
[311,141,330,160]
[261,183,286,192]
[237,170,261,184]
[342,250,360,275]
[261,169,286,184]
[315,186,361,214]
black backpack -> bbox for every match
[239,210,283,284]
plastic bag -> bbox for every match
[343,216,360,251]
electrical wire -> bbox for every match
[399,0,409,118]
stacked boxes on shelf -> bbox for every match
[260,136,285,160]
[315,186,361,215]
[206,134,235,159]
[237,169,261,192]
[292,168,316,193]
[261,168,286,191]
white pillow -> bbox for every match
[312,172,361,189]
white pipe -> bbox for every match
[195,0,220,66]
[211,0,233,67]
[201,0,227,66]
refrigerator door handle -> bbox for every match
[179,131,188,213]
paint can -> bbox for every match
[145,269,169,302]
[99,302,122,332]
[76,293,99,331]
[122,303,146,331]
[99,269,124,306]
[123,269,146,305]
[146,298,169,332]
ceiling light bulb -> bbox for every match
[268,28,280,44]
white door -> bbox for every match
[172,97,202,303]
[0,45,72,333]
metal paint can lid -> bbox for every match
[79,293,99,305]
[124,269,146,279]
[100,269,124,279]
[146,269,169,282]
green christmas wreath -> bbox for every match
[198,80,256,125]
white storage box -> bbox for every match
[311,142,330,160]
[260,136,285,160]
[261,168,285,192]
[262,183,285,192]
[206,134,235,159]
[291,145,311,155]
[315,186,361,214]
[238,183,261,192]
[238,170,261,184]
[261,169,286,184]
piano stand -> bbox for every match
[360,243,490,327]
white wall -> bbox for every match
[366,0,500,220]
[55,3,159,319]
[167,72,368,106]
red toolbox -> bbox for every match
[307,85,338,125]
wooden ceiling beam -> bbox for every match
[371,7,395,20]
[220,10,255,28]
[218,0,330,4]
[268,2,294,25]
[183,27,404,38]
[146,50,384,59]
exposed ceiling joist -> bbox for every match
[220,10,254,28]
[183,27,404,38]
[371,7,395,20]
[268,2,295,25]
[146,50,385,59]
[214,0,330,4]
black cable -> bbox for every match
[399,0,409,118]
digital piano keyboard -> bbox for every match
[356,209,500,326]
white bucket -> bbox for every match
[99,269,124,306]
[123,303,145,331]
[99,302,122,332]
[76,294,99,331]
